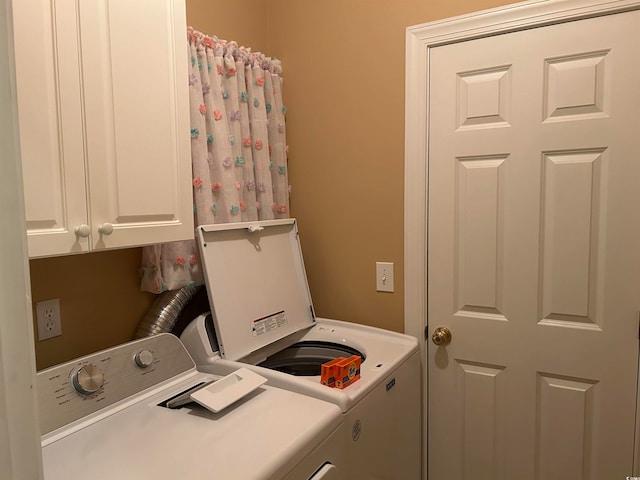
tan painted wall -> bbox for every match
[267,0,515,332]
[30,0,517,369]
[29,249,155,370]
[186,0,269,50]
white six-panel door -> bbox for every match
[427,9,640,480]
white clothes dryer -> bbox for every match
[38,333,346,480]
[180,219,422,479]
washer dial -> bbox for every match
[134,349,154,368]
[71,364,105,395]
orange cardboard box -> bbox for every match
[321,358,343,387]
[335,355,361,389]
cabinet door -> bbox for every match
[13,0,89,257]
[78,0,193,250]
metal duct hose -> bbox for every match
[134,284,201,339]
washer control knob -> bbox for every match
[71,364,105,396]
[134,349,154,368]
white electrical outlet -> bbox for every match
[36,298,62,341]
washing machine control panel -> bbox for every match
[37,334,196,435]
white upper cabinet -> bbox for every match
[13,0,88,257]
[13,0,193,258]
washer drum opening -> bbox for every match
[258,342,365,376]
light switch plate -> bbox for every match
[376,262,394,292]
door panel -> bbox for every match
[428,10,640,480]
[13,0,89,257]
[79,0,193,249]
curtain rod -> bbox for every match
[187,26,282,75]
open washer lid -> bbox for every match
[197,219,316,361]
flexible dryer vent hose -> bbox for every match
[134,284,201,339]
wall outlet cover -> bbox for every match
[36,298,62,341]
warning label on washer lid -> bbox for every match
[251,311,288,336]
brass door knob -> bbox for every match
[431,327,452,346]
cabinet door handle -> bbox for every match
[74,224,91,238]
[98,223,114,235]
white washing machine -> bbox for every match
[38,333,346,479]
[180,219,422,479]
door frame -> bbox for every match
[404,0,640,477]
[0,0,44,477]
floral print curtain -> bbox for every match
[139,28,289,294]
